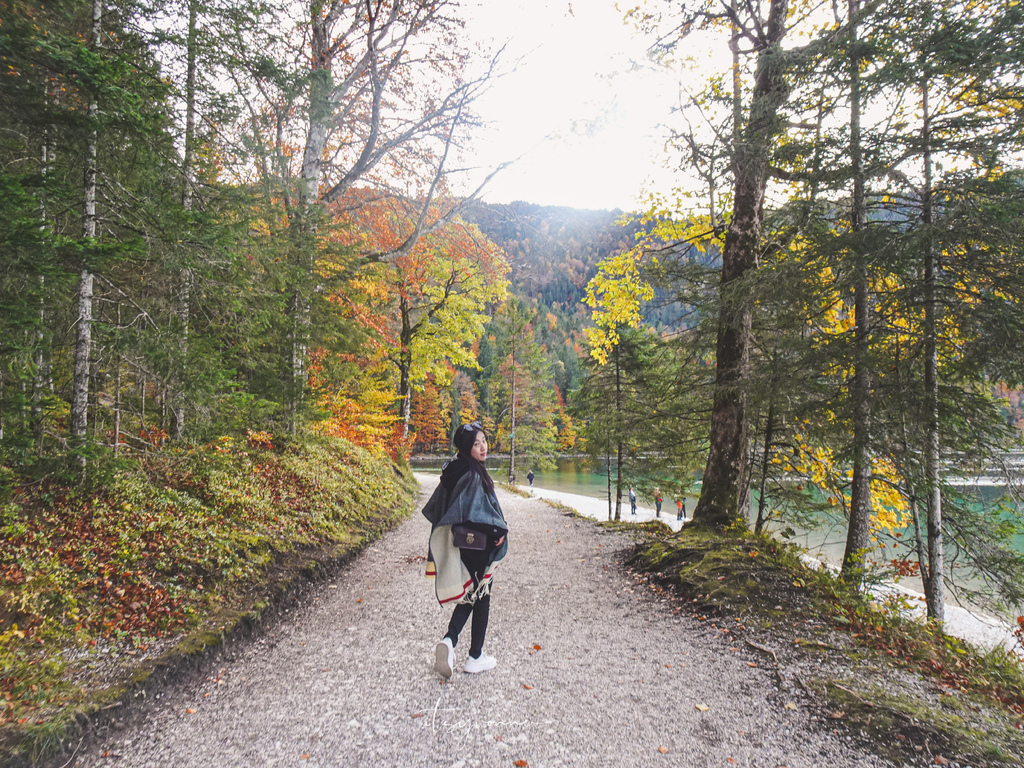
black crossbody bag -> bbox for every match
[451,524,488,550]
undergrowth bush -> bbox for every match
[0,431,413,735]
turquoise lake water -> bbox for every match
[411,456,701,511]
[411,455,1023,607]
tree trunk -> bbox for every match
[399,295,414,439]
[615,440,623,522]
[755,404,775,534]
[842,0,873,582]
[171,0,199,440]
[614,343,623,521]
[71,0,103,462]
[606,445,613,521]
[114,359,122,454]
[920,81,944,624]
[33,97,54,450]
[285,9,333,430]
[693,0,790,529]
[508,330,517,483]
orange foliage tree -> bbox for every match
[329,193,509,439]
[409,373,450,453]
[227,0,505,427]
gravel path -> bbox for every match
[70,480,896,768]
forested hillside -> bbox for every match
[464,201,636,311]
[405,201,642,461]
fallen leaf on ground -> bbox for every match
[695,704,710,712]
[532,644,542,650]
[410,713,424,719]
[185,708,196,714]
[522,684,534,690]
[300,754,310,760]
[829,711,845,719]
[658,745,669,754]
[747,662,758,667]
[727,759,737,764]
[513,761,529,767]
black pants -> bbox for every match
[444,594,491,658]
[444,547,493,658]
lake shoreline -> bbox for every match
[414,471,1022,657]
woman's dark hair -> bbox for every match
[452,421,483,454]
[443,422,494,495]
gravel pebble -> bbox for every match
[70,481,897,767]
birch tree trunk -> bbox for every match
[33,95,54,450]
[71,0,103,461]
[287,0,340,430]
[171,0,198,440]
[920,80,944,624]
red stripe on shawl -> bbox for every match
[437,572,493,605]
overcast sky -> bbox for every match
[460,0,679,211]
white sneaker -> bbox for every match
[434,638,455,679]
[463,653,497,674]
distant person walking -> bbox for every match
[677,497,686,521]
[422,422,508,678]
[654,488,662,518]
[526,470,534,487]
[629,487,637,515]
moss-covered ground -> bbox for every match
[622,523,1024,767]
[0,432,416,764]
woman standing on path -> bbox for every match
[422,422,508,679]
